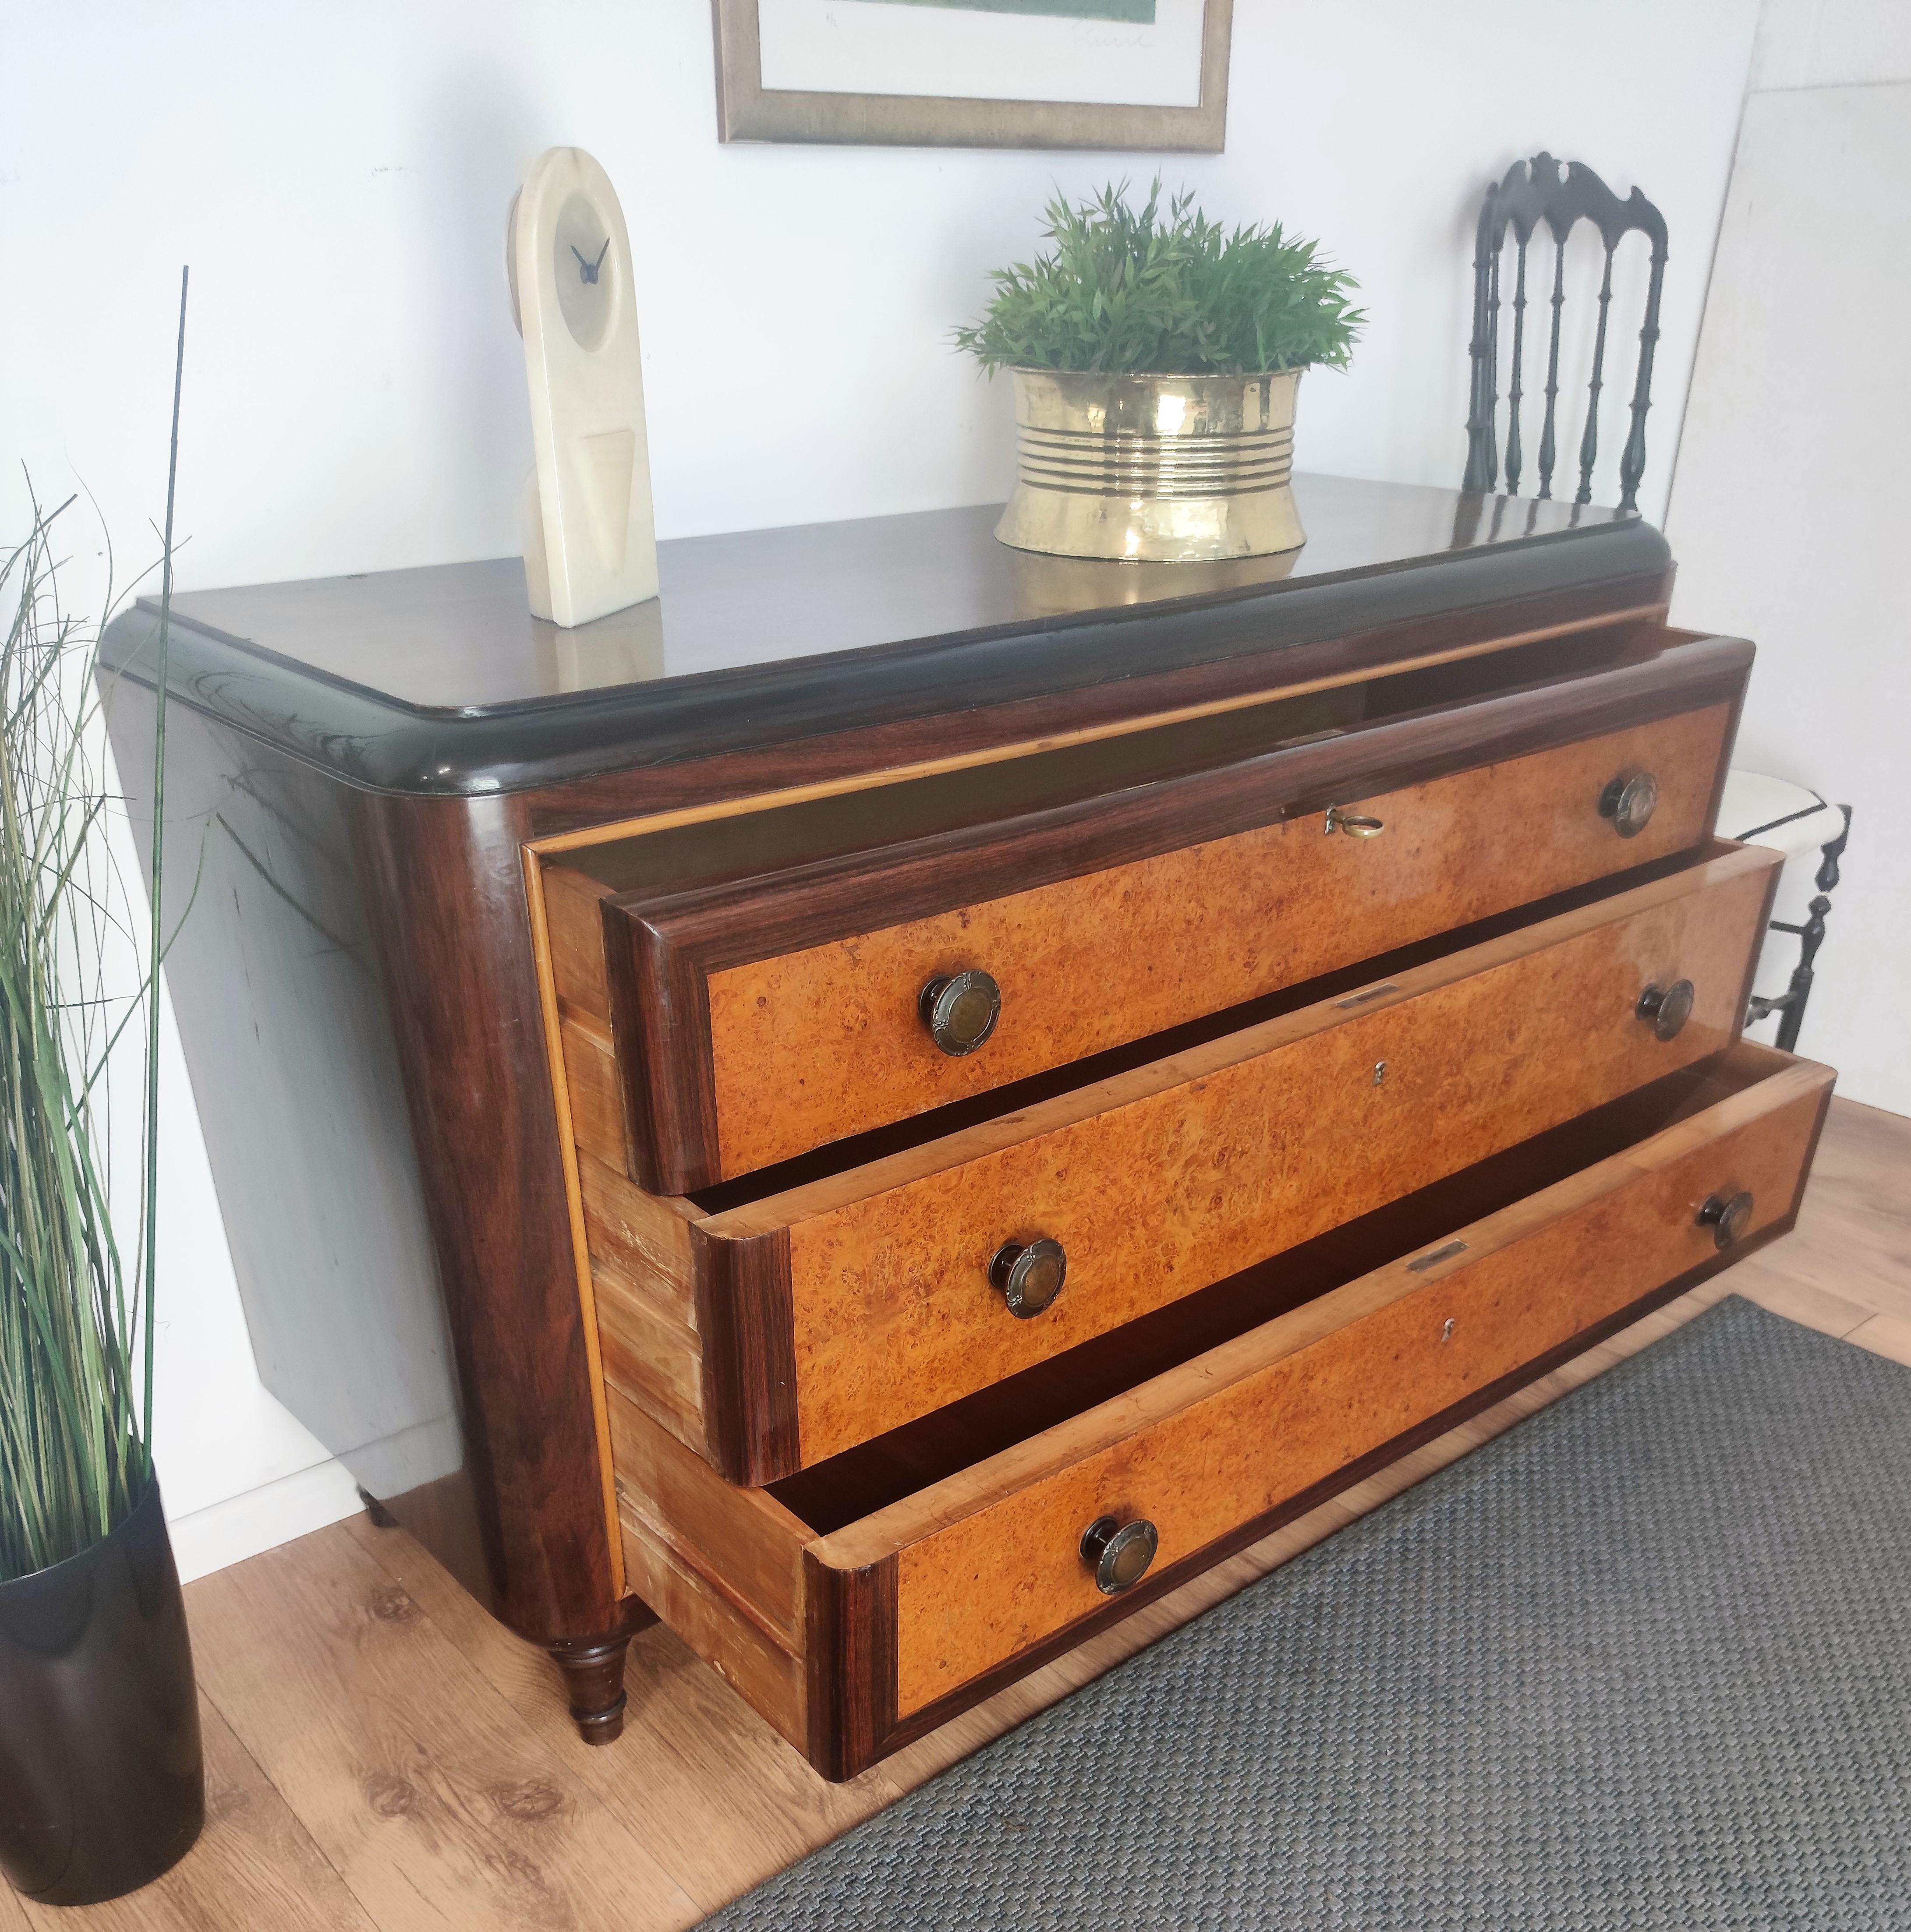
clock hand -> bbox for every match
[592,237,610,272]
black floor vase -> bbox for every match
[0,1478,205,1905]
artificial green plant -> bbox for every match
[0,274,186,1581]
[956,179,1364,377]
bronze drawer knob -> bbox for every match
[918,969,1001,1056]
[1080,1515,1158,1596]
[1325,804,1386,838]
[1599,769,1660,838]
[1698,1190,1755,1250]
[1636,978,1695,1042]
[989,1237,1067,1318]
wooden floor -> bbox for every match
[10,1095,1907,1932]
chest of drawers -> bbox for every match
[99,477,1833,1778]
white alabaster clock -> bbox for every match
[508,147,659,626]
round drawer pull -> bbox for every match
[989,1237,1067,1318]
[1698,1190,1755,1250]
[918,969,1001,1056]
[1636,979,1695,1042]
[1325,804,1386,838]
[1080,1515,1159,1596]
[1599,769,1660,839]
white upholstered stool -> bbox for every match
[1718,770,1853,1052]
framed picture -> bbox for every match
[712,0,1232,150]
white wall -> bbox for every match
[0,1,1763,1576]
[1747,0,1911,88]
[1666,18,1911,1115]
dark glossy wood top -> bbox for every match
[99,476,1662,797]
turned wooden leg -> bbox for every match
[548,1601,658,1746]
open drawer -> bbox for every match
[552,628,1749,1194]
[578,841,1780,1481]
[606,1041,1834,1779]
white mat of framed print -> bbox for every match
[712,0,1232,149]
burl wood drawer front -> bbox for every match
[602,640,1748,1194]
[604,1044,1831,1779]
[826,1049,1835,1755]
[693,842,1779,1479]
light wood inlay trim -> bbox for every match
[813,1053,1833,1714]
[521,845,626,1600]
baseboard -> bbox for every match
[166,1456,365,1584]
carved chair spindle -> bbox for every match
[1463,153,1668,511]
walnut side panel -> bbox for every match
[749,848,1779,1466]
[701,703,1734,1181]
[350,792,622,1641]
[867,1058,1833,1716]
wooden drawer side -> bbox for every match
[561,1011,629,1173]
[604,1384,815,1749]
[593,1256,704,1452]
[545,888,713,1459]
[578,1151,698,1328]
[544,863,614,1020]
[618,1507,809,1751]
[604,1382,809,1646]
[583,1160,708,1457]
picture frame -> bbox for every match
[711,0,1232,151]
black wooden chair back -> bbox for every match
[1462,153,1668,510]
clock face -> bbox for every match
[552,193,614,351]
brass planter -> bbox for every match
[994,367,1306,563]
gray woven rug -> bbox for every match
[703,1296,1911,1930]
